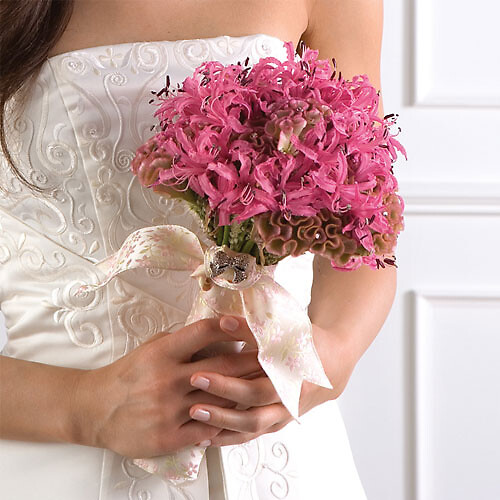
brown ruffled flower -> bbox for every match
[131,136,173,187]
[308,209,359,265]
[254,212,317,257]
[254,208,361,266]
[383,192,404,233]
[131,136,196,203]
[373,232,397,255]
[373,192,404,255]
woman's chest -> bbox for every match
[48,0,310,58]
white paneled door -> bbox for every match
[337,1,500,500]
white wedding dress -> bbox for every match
[0,33,367,500]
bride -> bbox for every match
[0,1,396,498]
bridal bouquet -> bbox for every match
[77,39,406,483]
[138,40,405,271]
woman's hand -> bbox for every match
[73,317,262,459]
[187,316,356,447]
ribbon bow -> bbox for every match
[76,224,333,484]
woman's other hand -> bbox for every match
[186,316,354,447]
[73,317,261,459]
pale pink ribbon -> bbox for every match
[76,224,332,483]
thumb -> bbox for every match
[219,315,257,348]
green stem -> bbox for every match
[250,244,260,263]
[222,225,230,247]
[216,226,224,245]
[241,239,255,254]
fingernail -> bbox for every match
[198,439,211,447]
[220,316,239,331]
[192,409,211,421]
[191,376,210,390]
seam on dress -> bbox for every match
[46,57,108,261]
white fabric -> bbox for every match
[0,33,367,499]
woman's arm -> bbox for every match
[304,0,396,379]
[307,258,397,390]
[0,355,83,443]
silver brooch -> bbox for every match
[209,249,249,284]
[204,245,262,290]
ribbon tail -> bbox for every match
[240,274,333,422]
[132,446,207,485]
[75,225,205,296]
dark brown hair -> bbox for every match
[0,0,75,194]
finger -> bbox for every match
[172,420,223,451]
[239,367,267,380]
[168,392,239,428]
[190,346,259,363]
[184,390,238,415]
[189,402,289,434]
[209,415,294,447]
[166,318,244,361]
[209,430,257,447]
[219,315,258,348]
[190,373,281,407]
[188,349,262,380]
